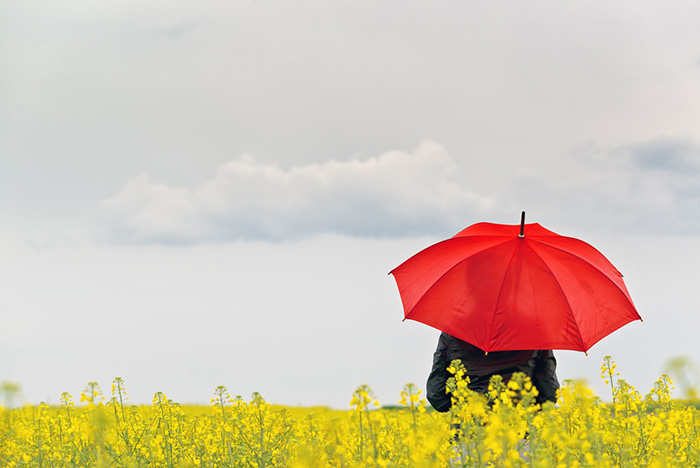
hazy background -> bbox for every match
[2,0,700,407]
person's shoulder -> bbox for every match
[443,333,474,348]
[440,332,460,344]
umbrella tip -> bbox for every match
[519,211,525,237]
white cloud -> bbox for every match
[98,136,700,245]
[98,141,496,243]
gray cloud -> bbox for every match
[504,137,700,236]
[624,138,700,173]
[98,141,496,244]
[154,21,200,40]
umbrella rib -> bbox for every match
[486,239,521,352]
[531,239,640,350]
[529,237,635,305]
[526,241,593,352]
[406,237,514,347]
[444,267,490,347]
[392,237,492,300]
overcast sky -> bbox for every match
[2,0,700,407]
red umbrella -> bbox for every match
[390,213,641,353]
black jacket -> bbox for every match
[426,332,560,412]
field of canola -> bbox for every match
[1,357,699,467]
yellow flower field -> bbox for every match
[1,357,698,467]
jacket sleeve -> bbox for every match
[532,350,560,404]
[426,334,452,412]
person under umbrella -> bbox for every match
[426,331,559,412]
[390,213,641,412]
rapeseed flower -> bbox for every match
[1,358,698,467]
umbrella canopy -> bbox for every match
[390,214,641,353]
